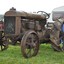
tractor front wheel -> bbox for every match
[21,30,40,58]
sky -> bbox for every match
[0,0,64,14]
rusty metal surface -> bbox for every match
[49,18,64,51]
[15,17,21,35]
[4,7,46,20]
[4,7,47,37]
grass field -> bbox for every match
[0,44,64,64]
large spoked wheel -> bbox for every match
[0,31,8,51]
[1,38,8,51]
[21,30,40,58]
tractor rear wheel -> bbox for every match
[1,39,8,51]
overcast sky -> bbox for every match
[0,0,64,14]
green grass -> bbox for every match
[0,44,64,64]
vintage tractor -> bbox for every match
[1,6,64,58]
[2,7,50,58]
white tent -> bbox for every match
[52,6,64,12]
[52,6,64,21]
[48,6,64,22]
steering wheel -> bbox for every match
[37,11,50,19]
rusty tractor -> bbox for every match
[0,7,64,58]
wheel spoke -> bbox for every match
[31,34,34,43]
[27,49,32,57]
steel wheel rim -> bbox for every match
[24,33,39,57]
[21,31,39,58]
